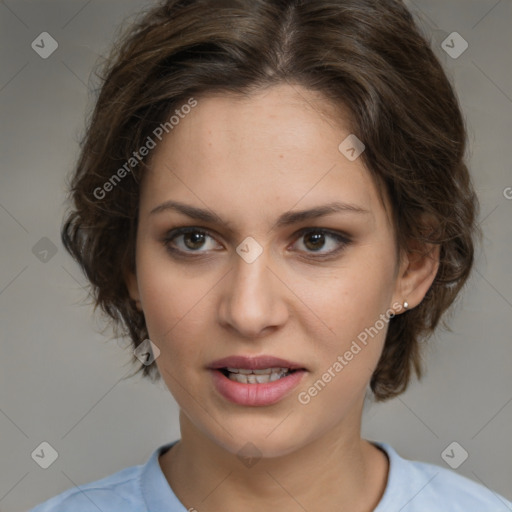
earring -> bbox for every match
[403,301,409,309]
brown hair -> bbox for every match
[61,0,479,401]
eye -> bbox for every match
[163,227,222,255]
[163,226,351,259]
[291,228,351,258]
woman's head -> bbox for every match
[62,0,478,428]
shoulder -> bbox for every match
[28,463,144,512]
[374,441,512,512]
[28,441,181,512]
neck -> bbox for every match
[159,402,388,512]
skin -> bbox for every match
[126,83,439,512]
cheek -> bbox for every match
[138,264,211,400]
[135,232,208,326]
[135,244,198,351]
[294,252,397,410]
[308,251,396,348]
[294,271,394,422]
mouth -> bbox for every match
[208,355,308,406]
[208,354,306,372]
[218,367,301,384]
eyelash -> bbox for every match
[162,226,352,260]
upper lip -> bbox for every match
[208,355,306,371]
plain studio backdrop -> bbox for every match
[0,1,511,511]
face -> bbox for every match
[127,84,410,458]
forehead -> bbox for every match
[141,84,391,231]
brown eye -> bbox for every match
[162,226,351,260]
[293,229,351,257]
[163,227,221,255]
[303,231,326,251]
[182,231,207,250]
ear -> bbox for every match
[391,236,440,314]
[124,268,143,311]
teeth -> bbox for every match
[226,367,289,375]
[269,372,281,382]
[225,368,292,384]
[252,369,271,375]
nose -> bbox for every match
[217,246,288,339]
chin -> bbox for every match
[203,419,311,460]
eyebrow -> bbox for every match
[149,200,370,231]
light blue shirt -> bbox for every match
[29,440,512,511]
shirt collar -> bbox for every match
[140,440,187,511]
[140,439,399,511]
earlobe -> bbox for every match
[392,241,440,312]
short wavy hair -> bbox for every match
[62,0,480,401]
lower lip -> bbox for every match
[210,369,307,406]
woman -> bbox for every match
[29,0,512,510]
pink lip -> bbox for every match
[208,355,306,371]
[207,355,307,407]
[210,368,307,406]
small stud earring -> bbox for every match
[403,301,409,309]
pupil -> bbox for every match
[305,232,324,251]
[185,232,205,249]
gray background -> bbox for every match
[0,1,511,511]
